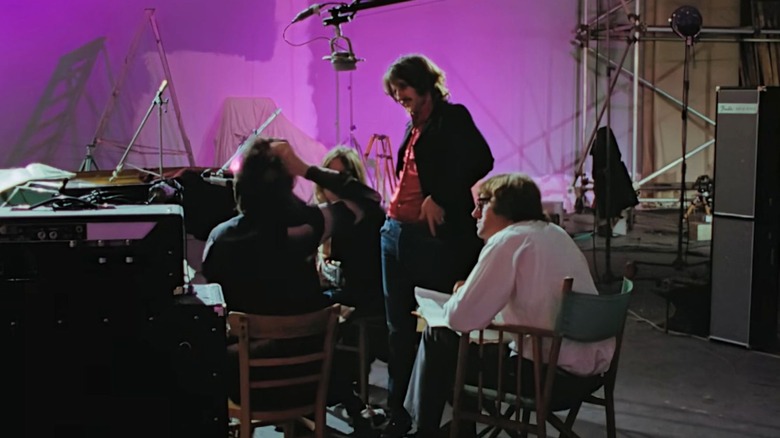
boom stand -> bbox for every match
[110,85,168,182]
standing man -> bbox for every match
[379,54,494,438]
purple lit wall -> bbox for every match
[0,0,581,203]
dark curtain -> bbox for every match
[740,0,780,86]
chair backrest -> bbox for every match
[556,276,634,343]
[227,304,340,438]
[450,278,574,438]
[555,275,634,407]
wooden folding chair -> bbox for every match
[449,278,572,438]
[227,304,340,438]
[450,268,635,438]
[549,272,635,438]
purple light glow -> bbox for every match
[1,0,595,205]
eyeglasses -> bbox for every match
[475,196,492,211]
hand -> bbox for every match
[453,280,466,294]
[419,195,445,236]
[269,140,309,177]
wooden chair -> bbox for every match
[227,304,340,438]
[450,271,635,438]
[334,313,386,404]
[449,278,572,438]
[549,270,635,438]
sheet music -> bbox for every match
[414,287,505,343]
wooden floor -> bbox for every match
[252,208,780,438]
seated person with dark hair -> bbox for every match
[403,173,615,438]
[201,136,380,433]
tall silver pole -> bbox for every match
[158,96,164,178]
[631,0,640,181]
[579,0,590,180]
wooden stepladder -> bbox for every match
[363,134,397,206]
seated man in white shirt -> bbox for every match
[403,173,615,438]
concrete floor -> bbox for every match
[252,208,780,437]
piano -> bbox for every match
[0,166,237,241]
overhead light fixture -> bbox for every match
[669,5,703,39]
[323,31,364,72]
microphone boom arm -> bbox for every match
[324,0,413,26]
[334,0,413,14]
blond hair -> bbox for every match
[314,146,367,203]
[478,173,548,222]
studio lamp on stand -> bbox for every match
[669,5,702,269]
[323,25,363,72]
[320,5,366,180]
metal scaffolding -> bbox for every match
[574,0,780,199]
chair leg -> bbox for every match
[476,401,503,438]
[548,414,581,438]
[283,421,295,438]
[449,411,460,438]
[486,425,504,438]
[559,403,582,438]
[519,410,531,438]
[241,420,252,438]
[537,413,547,438]
[316,407,327,438]
[487,405,516,438]
[605,388,616,438]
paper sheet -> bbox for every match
[413,286,506,343]
[413,286,450,328]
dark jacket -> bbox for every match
[396,101,494,241]
[326,201,386,314]
[202,167,381,316]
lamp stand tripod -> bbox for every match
[79,142,99,172]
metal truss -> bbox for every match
[574,0,780,198]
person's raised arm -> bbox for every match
[271,140,380,208]
[270,140,381,243]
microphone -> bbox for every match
[291,3,321,23]
[156,79,168,96]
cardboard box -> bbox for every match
[689,222,712,241]
[543,201,564,225]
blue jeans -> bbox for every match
[380,218,480,416]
